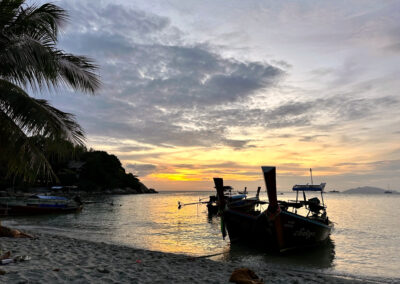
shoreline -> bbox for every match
[0,230,393,283]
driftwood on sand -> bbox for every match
[0,221,34,238]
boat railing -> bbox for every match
[279,199,327,218]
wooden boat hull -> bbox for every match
[207,203,219,215]
[0,204,83,215]
[0,196,83,216]
[208,199,259,216]
[224,208,333,251]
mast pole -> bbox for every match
[310,168,313,185]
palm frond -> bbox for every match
[1,1,67,39]
[0,34,57,89]
[0,110,57,182]
[0,1,100,93]
[0,1,102,183]
[57,53,101,94]
[0,0,25,30]
[7,2,68,43]
[0,79,85,145]
[0,35,100,93]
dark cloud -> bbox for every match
[299,135,329,142]
[275,134,294,138]
[115,146,153,152]
[126,163,157,177]
[222,139,255,149]
[118,152,163,160]
[335,162,359,166]
[52,2,285,149]
[71,91,398,150]
[334,160,400,177]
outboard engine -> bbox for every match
[307,197,322,214]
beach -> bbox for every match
[0,231,385,284]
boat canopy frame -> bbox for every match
[293,169,326,210]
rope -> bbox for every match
[190,252,225,259]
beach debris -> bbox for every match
[53,268,60,272]
[22,255,31,261]
[97,267,110,273]
[229,268,264,284]
[0,222,34,238]
[0,269,6,275]
[0,250,31,265]
[0,251,11,260]
[0,251,13,265]
[0,259,12,265]
[13,255,31,262]
[135,259,142,264]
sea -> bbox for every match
[3,191,400,282]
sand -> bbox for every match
[0,231,391,283]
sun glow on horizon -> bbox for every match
[87,127,400,191]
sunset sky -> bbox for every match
[37,0,400,191]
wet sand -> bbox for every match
[0,232,388,283]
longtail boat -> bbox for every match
[178,180,262,215]
[0,194,83,216]
[215,166,333,252]
[206,183,262,215]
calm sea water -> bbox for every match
[4,191,400,281]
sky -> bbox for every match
[35,0,400,191]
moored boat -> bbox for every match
[178,181,262,215]
[206,183,261,215]
[0,194,83,216]
[214,166,333,252]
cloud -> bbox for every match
[51,2,286,150]
[126,163,157,177]
[222,139,255,149]
[299,135,329,142]
[115,146,153,152]
[45,1,400,156]
[334,159,400,175]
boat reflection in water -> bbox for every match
[217,237,335,270]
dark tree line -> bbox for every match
[0,138,141,192]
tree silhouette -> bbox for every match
[0,0,100,182]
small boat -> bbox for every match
[178,182,262,215]
[0,194,83,216]
[238,187,248,195]
[215,167,333,252]
[207,182,264,215]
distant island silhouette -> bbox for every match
[343,186,399,194]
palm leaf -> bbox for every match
[7,2,68,42]
[0,79,85,145]
[0,111,57,182]
[0,34,100,93]
[56,52,100,93]
[0,1,102,183]
[0,1,100,93]
[0,0,25,30]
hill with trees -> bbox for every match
[0,139,157,194]
[343,186,398,194]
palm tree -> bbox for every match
[0,0,100,182]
